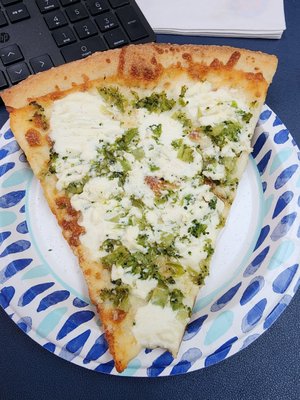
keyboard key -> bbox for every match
[59,0,79,5]
[61,36,107,62]
[65,3,88,22]
[36,0,59,13]
[74,20,98,39]
[95,11,118,32]
[0,71,8,90]
[6,3,30,23]
[0,10,8,27]
[1,0,21,5]
[109,0,129,8]
[45,10,67,29]
[117,6,148,41]
[0,44,23,66]
[30,54,54,73]
[104,27,128,49]
[7,61,30,84]
[53,26,76,47]
[86,0,109,16]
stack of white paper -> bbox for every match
[136,0,286,39]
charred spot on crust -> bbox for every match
[130,62,162,81]
[55,196,79,217]
[226,51,241,68]
[118,47,126,75]
[25,128,41,146]
[182,53,192,62]
[210,58,222,68]
[154,45,164,54]
[61,216,85,247]
[106,58,111,63]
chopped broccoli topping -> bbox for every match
[66,176,89,194]
[48,149,58,174]
[134,91,176,113]
[178,85,188,106]
[208,197,217,210]
[202,121,242,147]
[149,123,162,143]
[237,110,253,123]
[97,86,127,112]
[177,143,194,163]
[100,285,130,310]
[172,111,192,131]
[188,220,208,238]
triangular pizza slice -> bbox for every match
[2,44,277,372]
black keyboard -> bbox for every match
[0,0,155,90]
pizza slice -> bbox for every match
[1,44,277,372]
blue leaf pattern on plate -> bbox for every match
[272,191,294,218]
[270,212,297,241]
[0,286,15,308]
[183,314,208,341]
[16,221,29,234]
[0,190,26,208]
[37,290,70,312]
[272,264,298,293]
[274,165,298,189]
[0,231,11,245]
[56,311,94,340]
[274,129,289,144]
[263,295,292,330]
[59,330,91,362]
[252,132,268,158]
[244,246,270,277]
[94,360,115,374]
[240,277,264,305]
[17,316,32,333]
[0,258,32,283]
[241,299,267,333]
[18,282,54,307]
[43,342,56,353]
[0,240,31,257]
[147,351,174,377]
[260,110,272,121]
[0,162,15,177]
[204,337,238,367]
[257,150,272,175]
[170,348,202,375]
[253,226,270,251]
[4,130,14,140]
[83,334,108,364]
[0,141,20,160]
[73,297,89,308]
[210,282,242,312]
[273,115,282,126]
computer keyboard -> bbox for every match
[0,0,155,90]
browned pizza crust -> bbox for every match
[1,43,278,372]
[2,43,277,110]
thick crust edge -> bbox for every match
[1,43,277,109]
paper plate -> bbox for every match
[0,105,299,377]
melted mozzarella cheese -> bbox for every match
[50,92,124,190]
[111,265,157,300]
[132,303,185,355]
[49,84,253,353]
